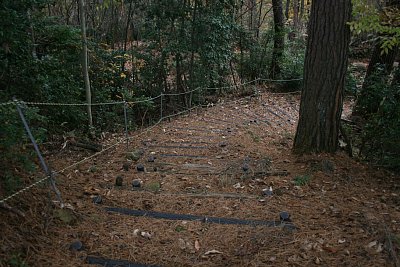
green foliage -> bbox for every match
[280,35,305,90]
[345,66,358,96]
[349,0,400,53]
[238,24,305,90]
[237,28,273,80]
[357,68,400,170]
[293,174,311,186]
[144,181,161,193]
[0,104,46,195]
[4,252,28,267]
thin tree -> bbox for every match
[270,0,284,79]
[285,0,290,20]
[78,0,93,129]
[293,0,352,154]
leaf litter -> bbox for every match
[0,91,399,267]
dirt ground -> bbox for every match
[1,90,399,267]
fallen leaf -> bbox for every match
[195,240,200,251]
[204,249,223,256]
[233,183,244,189]
[140,231,152,239]
[178,238,186,250]
[133,229,140,237]
[323,245,338,253]
[367,241,377,248]
[287,254,300,263]
[376,243,384,253]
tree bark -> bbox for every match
[354,41,399,117]
[300,0,305,20]
[270,0,284,79]
[293,0,299,29]
[364,42,398,82]
[248,0,257,34]
[256,0,263,39]
[189,0,198,90]
[122,0,134,72]
[285,0,290,20]
[78,0,93,129]
[293,0,352,154]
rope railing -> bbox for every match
[0,101,16,106]
[21,101,126,106]
[0,77,303,107]
[0,76,302,204]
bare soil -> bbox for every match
[1,91,399,267]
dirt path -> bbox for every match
[1,92,399,267]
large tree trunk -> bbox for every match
[270,0,284,79]
[78,0,93,129]
[293,0,351,154]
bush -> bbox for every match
[356,67,400,171]
[0,104,46,195]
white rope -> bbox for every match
[0,138,126,204]
[162,87,201,96]
[259,77,303,82]
[21,101,125,106]
[0,101,16,107]
[126,94,162,105]
[0,76,303,107]
[0,176,50,204]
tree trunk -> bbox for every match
[270,0,284,79]
[293,0,351,154]
[393,67,400,86]
[364,42,398,81]
[122,0,134,72]
[248,0,256,34]
[78,0,93,129]
[300,0,305,20]
[189,0,198,90]
[293,0,299,29]
[285,0,290,20]
[353,42,399,116]
[256,0,263,39]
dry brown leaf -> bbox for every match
[204,250,223,256]
[195,240,200,251]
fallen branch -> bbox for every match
[69,140,102,152]
[0,202,25,217]
[254,170,289,176]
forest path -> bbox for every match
[14,92,400,266]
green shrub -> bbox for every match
[356,67,400,170]
[293,174,311,186]
[0,104,46,195]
